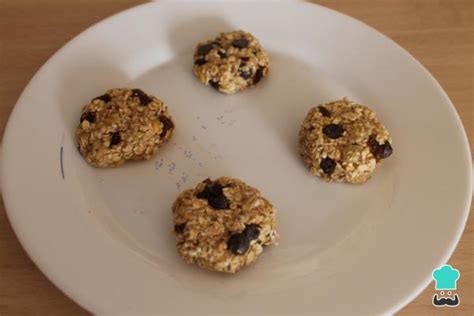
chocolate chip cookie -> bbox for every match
[76,88,175,168]
[192,30,270,94]
[172,177,279,273]
[298,98,393,184]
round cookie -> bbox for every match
[76,88,174,168]
[298,98,393,184]
[172,177,279,273]
[192,30,270,94]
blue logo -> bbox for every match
[432,264,460,307]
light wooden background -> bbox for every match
[0,0,472,315]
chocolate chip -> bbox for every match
[368,136,393,160]
[158,115,174,137]
[132,89,152,106]
[231,38,249,48]
[217,50,227,58]
[318,106,331,117]
[196,181,230,209]
[239,69,252,79]
[110,132,121,146]
[174,223,186,233]
[92,94,111,103]
[253,67,265,84]
[323,124,344,139]
[80,111,95,123]
[243,224,260,241]
[197,43,214,56]
[209,80,220,91]
[241,57,250,62]
[194,58,207,66]
[320,157,336,175]
[227,233,250,255]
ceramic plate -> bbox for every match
[2,1,472,314]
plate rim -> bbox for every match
[2,1,472,314]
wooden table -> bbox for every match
[0,0,472,314]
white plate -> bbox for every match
[2,1,472,314]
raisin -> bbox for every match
[231,39,249,48]
[243,224,260,241]
[318,106,331,117]
[209,80,220,90]
[207,182,224,196]
[174,223,186,233]
[320,157,336,175]
[196,188,210,200]
[197,43,214,56]
[194,58,207,66]
[110,132,121,146]
[253,67,265,84]
[368,136,393,160]
[322,124,344,139]
[197,182,221,199]
[379,142,393,159]
[367,136,379,154]
[132,89,152,106]
[208,194,230,209]
[196,181,230,210]
[80,111,95,123]
[92,94,111,103]
[227,233,250,255]
[158,115,174,137]
[239,69,252,79]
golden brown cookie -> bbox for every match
[76,88,174,167]
[172,177,279,273]
[193,30,270,94]
[298,99,393,184]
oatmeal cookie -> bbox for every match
[172,177,279,273]
[76,88,174,168]
[298,98,393,184]
[192,30,270,94]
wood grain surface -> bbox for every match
[0,0,472,315]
